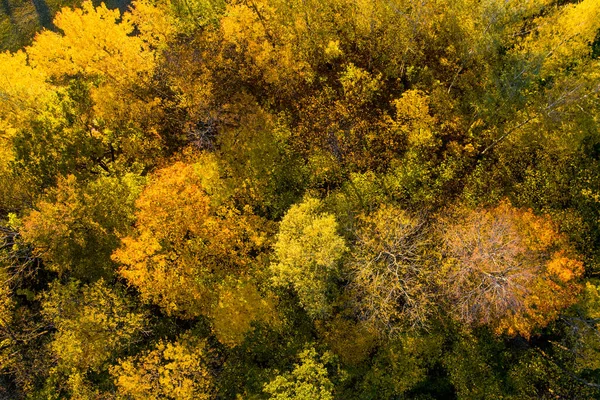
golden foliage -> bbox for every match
[220,0,314,89]
[209,278,279,347]
[516,0,600,76]
[0,50,54,127]
[391,90,437,148]
[111,332,213,400]
[339,64,382,108]
[28,1,155,81]
[20,0,174,139]
[113,157,274,347]
[41,279,146,373]
[348,205,433,334]
[126,0,177,49]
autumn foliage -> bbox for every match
[1,0,600,397]
[440,201,583,337]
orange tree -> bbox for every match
[439,200,584,337]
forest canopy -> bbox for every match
[1,0,600,398]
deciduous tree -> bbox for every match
[271,197,347,319]
[264,347,334,400]
[347,205,434,334]
[111,331,213,400]
[40,279,147,396]
[113,156,275,345]
[21,173,143,281]
[440,201,584,337]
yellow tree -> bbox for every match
[111,332,213,400]
[40,279,147,396]
[0,50,54,128]
[0,49,72,188]
[27,1,155,81]
[220,0,316,95]
[515,0,600,79]
[208,277,279,347]
[347,205,434,334]
[0,0,183,185]
[113,156,276,345]
[21,174,144,281]
[0,123,35,213]
[263,347,334,400]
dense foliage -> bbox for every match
[1,0,600,398]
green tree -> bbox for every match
[271,197,347,319]
[264,347,334,400]
[21,173,144,281]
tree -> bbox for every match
[439,200,584,337]
[270,197,347,319]
[0,50,54,128]
[0,132,35,214]
[264,347,334,400]
[0,0,184,188]
[27,1,157,85]
[443,332,506,400]
[515,0,600,79]
[316,315,376,365]
[207,277,279,347]
[40,279,147,396]
[21,173,144,281]
[567,282,600,372]
[2,0,600,397]
[361,333,444,398]
[216,100,305,219]
[0,49,105,187]
[0,216,51,396]
[113,156,276,344]
[347,204,434,334]
[111,331,213,400]
[219,0,317,96]
[0,266,15,378]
